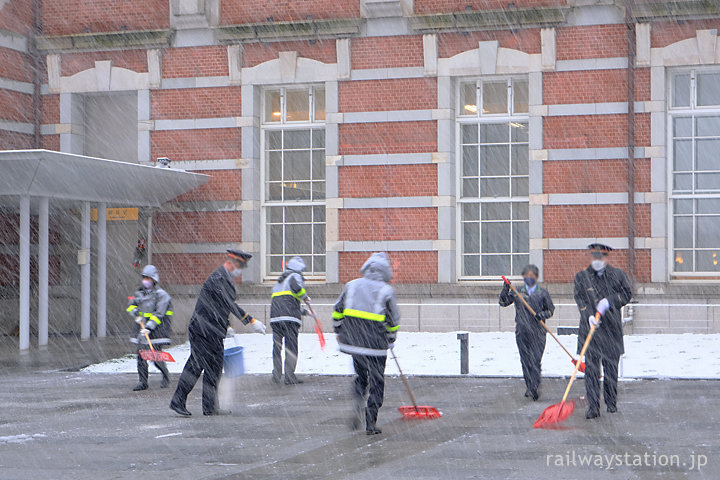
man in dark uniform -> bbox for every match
[499,264,555,401]
[170,250,266,416]
[574,243,632,419]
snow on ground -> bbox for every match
[83,332,720,380]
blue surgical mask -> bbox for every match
[524,277,536,288]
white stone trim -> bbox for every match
[153,242,257,254]
[242,55,338,86]
[167,159,244,170]
[546,237,655,250]
[1,77,33,94]
[0,29,27,53]
[337,38,351,80]
[541,28,556,71]
[423,34,437,76]
[336,152,435,166]
[228,45,242,85]
[0,120,33,135]
[438,41,541,77]
[555,57,628,72]
[58,61,150,93]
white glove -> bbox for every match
[251,320,266,334]
[304,296,311,304]
[596,298,610,316]
[227,327,235,337]
[135,316,143,324]
[140,328,150,336]
[388,343,396,351]
[588,315,600,328]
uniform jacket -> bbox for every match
[333,253,400,356]
[188,266,253,340]
[499,283,555,336]
[574,264,632,358]
[127,287,173,345]
[270,267,307,325]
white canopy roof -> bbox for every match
[0,150,208,207]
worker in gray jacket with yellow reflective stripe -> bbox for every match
[269,256,309,385]
[333,252,400,435]
[127,265,172,391]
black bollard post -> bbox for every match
[457,332,469,374]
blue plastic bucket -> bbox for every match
[223,346,245,377]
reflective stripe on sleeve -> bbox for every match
[126,305,138,313]
[144,312,161,325]
[332,311,344,320]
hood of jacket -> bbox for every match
[361,252,392,283]
[286,256,306,273]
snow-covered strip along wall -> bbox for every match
[1,0,720,335]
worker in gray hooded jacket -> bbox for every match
[270,256,309,385]
[127,264,173,391]
[333,252,400,435]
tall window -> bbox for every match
[457,78,529,278]
[670,70,720,275]
[262,86,326,278]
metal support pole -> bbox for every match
[146,213,153,265]
[457,332,469,374]
[96,202,107,338]
[19,196,31,351]
[80,202,91,340]
[626,0,636,290]
[38,197,49,347]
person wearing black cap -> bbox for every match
[499,264,555,401]
[170,249,266,417]
[574,243,632,419]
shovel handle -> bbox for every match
[391,348,419,411]
[303,298,323,329]
[136,317,155,352]
[560,315,598,404]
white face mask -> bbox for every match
[591,259,606,271]
[230,267,243,278]
[142,279,154,290]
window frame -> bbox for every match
[667,68,720,278]
[260,85,327,281]
[456,77,531,281]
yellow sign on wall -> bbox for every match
[91,207,139,222]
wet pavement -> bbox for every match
[0,335,717,479]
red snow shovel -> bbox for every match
[502,275,585,373]
[303,299,326,350]
[533,316,598,429]
[137,319,175,363]
[391,348,441,419]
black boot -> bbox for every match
[135,355,148,391]
[586,408,600,419]
[156,361,170,388]
[365,406,381,435]
[350,401,364,430]
[284,375,304,385]
[606,404,617,413]
[170,402,191,416]
[133,383,148,391]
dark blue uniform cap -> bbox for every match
[587,243,613,255]
[227,249,252,262]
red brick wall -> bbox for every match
[543,204,651,238]
[544,249,650,283]
[42,0,169,35]
[339,164,438,198]
[41,94,60,125]
[242,40,336,67]
[339,208,438,241]
[0,130,33,149]
[0,255,62,286]
[556,25,627,60]
[543,69,650,104]
[543,159,651,194]
[173,169,242,202]
[61,50,148,76]
[0,89,32,123]
[339,121,437,155]
[339,78,437,112]
[220,0,360,24]
[651,19,720,48]
[153,211,242,244]
[40,134,60,151]
[0,0,32,34]
[339,251,438,284]
[162,46,228,79]
[351,36,424,69]
[415,0,566,14]
[152,253,227,286]
[0,214,61,244]
[151,87,242,119]
[150,128,241,161]
[438,29,541,58]
[543,114,650,149]
[0,48,31,82]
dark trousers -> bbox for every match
[352,354,387,428]
[272,321,300,381]
[584,350,620,411]
[171,330,224,414]
[516,329,546,393]
[136,344,169,385]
